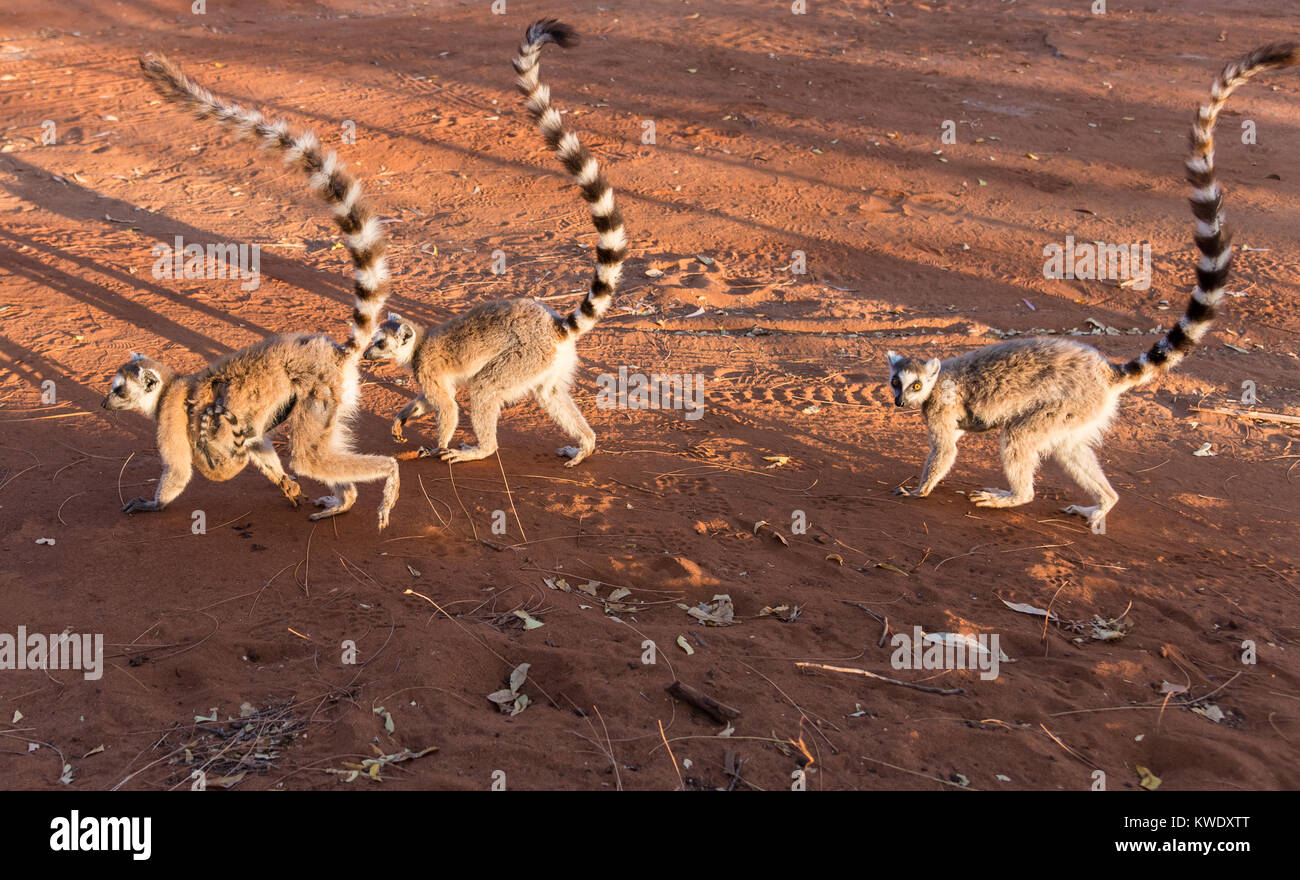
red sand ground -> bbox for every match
[1,0,1297,791]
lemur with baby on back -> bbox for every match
[104,54,399,528]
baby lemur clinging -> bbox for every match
[103,54,399,528]
[363,19,627,467]
[887,42,1298,527]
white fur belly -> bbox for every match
[339,364,362,418]
[540,343,579,390]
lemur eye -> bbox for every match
[911,382,922,391]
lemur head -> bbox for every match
[886,351,942,408]
[102,353,169,415]
[363,312,419,365]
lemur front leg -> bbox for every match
[410,384,460,459]
[897,422,960,498]
[123,452,193,513]
[438,388,498,464]
[392,394,430,444]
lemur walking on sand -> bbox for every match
[104,54,399,528]
[363,19,628,468]
[886,42,1298,527]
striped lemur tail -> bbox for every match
[512,19,628,339]
[1117,42,1299,386]
[138,53,389,356]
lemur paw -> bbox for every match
[282,480,306,508]
[309,502,344,522]
[199,403,236,433]
[439,446,490,464]
[391,420,408,444]
[971,488,1028,508]
[893,486,927,498]
[377,508,390,531]
[1063,504,1106,528]
[122,497,161,513]
[558,445,591,467]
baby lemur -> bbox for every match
[363,19,627,468]
[103,54,399,528]
[887,43,1298,527]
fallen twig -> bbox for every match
[795,662,966,696]
[665,680,742,723]
[842,601,890,647]
[1191,405,1300,427]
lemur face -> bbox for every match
[102,353,164,414]
[363,313,417,365]
[886,351,942,408]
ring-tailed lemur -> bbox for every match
[363,19,627,468]
[886,42,1299,528]
[103,54,400,528]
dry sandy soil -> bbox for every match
[1,0,1298,791]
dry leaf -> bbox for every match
[1136,765,1162,790]
[687,594,735,626]
[513,609,545,630]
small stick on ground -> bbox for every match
[723,749,745,791]
[665,680,741,724]
[447,461,479,542]
[116,451,134,506]
[495,451,527,543]
[1039,723,1099,769]
[416,473,451,530]
[934,543,994,570]
[658,719,683,791]
[843,601,890,647]
[795,662,966,696]
[1191,405,1300,427]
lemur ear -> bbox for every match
[129,351,145,362]
[886,350,903,368]
[924,358,942,377]
[142,369,160,391]
[398,324,414,343]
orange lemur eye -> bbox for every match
[911,382,922,391]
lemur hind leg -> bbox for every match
[289,398,400,529]
[247,438,306,507]
[310,484,358,520]
[1055,441,1118,528]
[535,382,595,467]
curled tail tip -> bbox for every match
[1240,41,1300,70]
[525,18,579,49]
[139,52,180,85]
[138,50,172,70]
